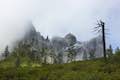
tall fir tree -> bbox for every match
[4,46,9,58]
[107,45,113,58]
[89,50,95,60]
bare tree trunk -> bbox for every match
[101,21,107,60]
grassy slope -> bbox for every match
[0,53,120,80]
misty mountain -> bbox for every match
[10,24,103,63]
[74,35,103,61]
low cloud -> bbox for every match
[0,0,119,52]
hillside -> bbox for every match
[0,51,120,80]
[0,23,117,80]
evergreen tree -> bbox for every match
[107,45,113,58]
[89,50,95,59]
[46,36,49,42]
[4,45,9,58]
[67,46,76,62]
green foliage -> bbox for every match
[0,51,120,80]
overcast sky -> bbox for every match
[0,0,120,51]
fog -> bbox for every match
[0,0,120,53]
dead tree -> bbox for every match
[94,20,107,61]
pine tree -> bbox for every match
[67,46,76,62]
[107,45,113,58]
[4,46,9,58]
[46,36,49,42]
[89,50,95,59]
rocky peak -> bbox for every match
[64,33,77,46]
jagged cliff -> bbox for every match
[13,23,103,64]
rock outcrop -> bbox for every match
[14,23,103,64]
